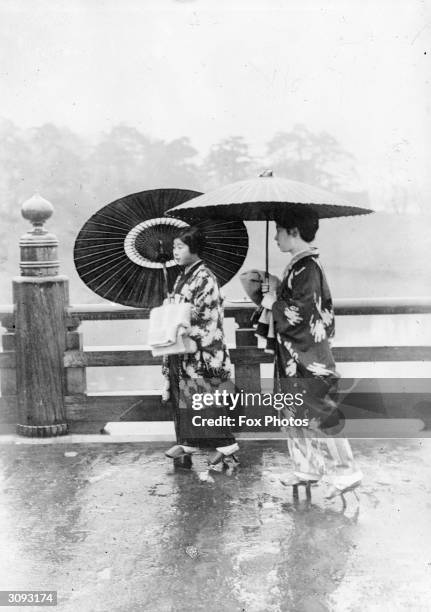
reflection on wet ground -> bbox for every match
[0,440,430,611]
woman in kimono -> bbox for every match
[163,226,239,468]
[260,210,362,499]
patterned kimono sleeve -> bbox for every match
[187,271,218,347]
[161,355,169,378]
[161,355,170,401]
[272,262,322,352]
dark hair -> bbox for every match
[277,209,319,242]
[175,226,205,255]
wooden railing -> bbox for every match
[2,298,431,434]
[1,194,430,436]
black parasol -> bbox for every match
[74,188,249,308]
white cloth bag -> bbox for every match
[147,301,197,356]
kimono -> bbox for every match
[162,260,236,448]
[273,247,337,385]
[265,247,362,487]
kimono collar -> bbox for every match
[282,246,319,279]
[177,259,203,284]
[184,259,203,276]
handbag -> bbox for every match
[148,300,197,357]
[150,332,197,357]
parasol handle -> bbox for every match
[265,219,269,279]
[158,239,170,300]
[261,220,270,294]
[162,263,172,302]
[260,171,272,282]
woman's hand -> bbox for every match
[268,274,280,293]
[256,272,280,294]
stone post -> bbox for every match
[13,194,69,436]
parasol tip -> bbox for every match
[259,169,273,178]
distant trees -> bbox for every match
[203,136,255,188]
[265,123,358,192]
[0,119,366,227]
[87,127,202,205]
[0,118,371,285]
[0,119,31,223]
[0,120,89,235]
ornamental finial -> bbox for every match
[21,194,54,232]
[19,194,59,276]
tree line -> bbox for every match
[0,118,368,271]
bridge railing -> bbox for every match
[0,195,430,436]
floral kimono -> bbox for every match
[266,247,362,487]
[272,247,337,385]
[162,260,236,448]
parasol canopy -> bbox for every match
[74,188,249,308]
[165,172,373,277]
[165,172,373,221]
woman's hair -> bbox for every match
[175,226,205,255]
[277,209,319,242]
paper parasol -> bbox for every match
[165,172,373,221]
[74,188,249,308]
[166,172,373,277]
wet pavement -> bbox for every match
[0,439,431,611]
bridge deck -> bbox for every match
[0,439,430,611]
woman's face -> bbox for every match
[173,238,196,266]
[275,224,296,252]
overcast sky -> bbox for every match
[1,0,430,208]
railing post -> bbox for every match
[0,313,16,396]
[65,315,87,396]
[232,307,266,431]
[13,194,69,436]
[234,332,262,393]
[231,307,262,394]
